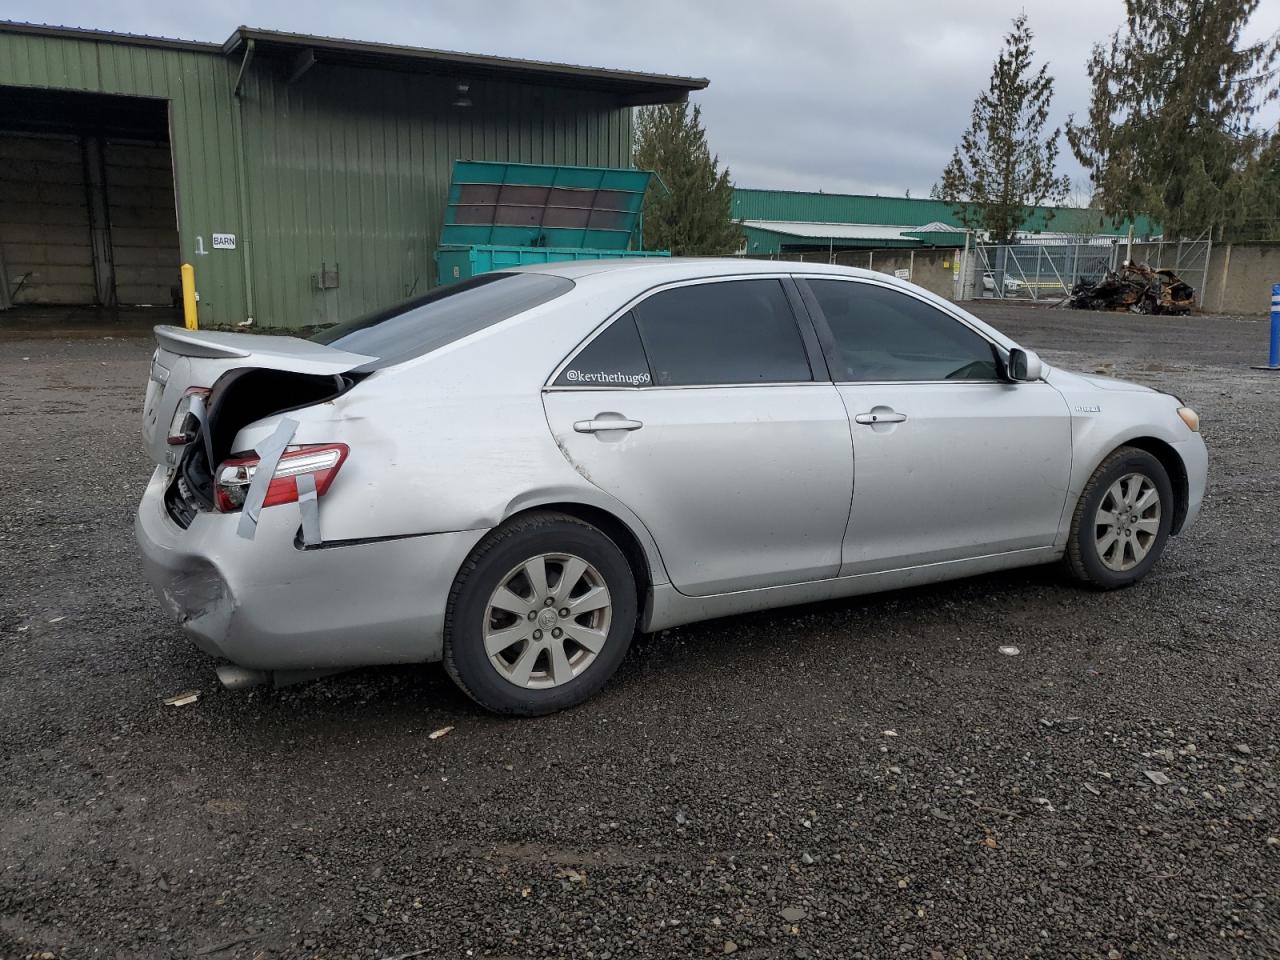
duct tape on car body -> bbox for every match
[194,392,221,476]
[186,389,207,441]
[175,390,216,470]
[176,393,227,507]
[296,472,321,546]
[236,417,298,540]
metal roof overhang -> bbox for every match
[0,20,220,52]
[0,22,707,105]
[223,27,708,105]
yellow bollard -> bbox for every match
[180,263,198,330]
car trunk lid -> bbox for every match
[143,325,374,468]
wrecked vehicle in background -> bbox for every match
[1069,262,1196,315]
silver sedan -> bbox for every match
[136,259,1207,714]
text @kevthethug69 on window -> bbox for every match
[564,369,652,385]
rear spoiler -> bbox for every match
[153,326,374,371]
[155,326,252,359]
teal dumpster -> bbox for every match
[435,160,669,285]
[437,244,670,284]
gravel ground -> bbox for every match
[1,304,1278,960]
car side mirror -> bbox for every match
[1007,347,1042,382]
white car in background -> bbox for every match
[136,259,1207,714]
[981,272,1026,296]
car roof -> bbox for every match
[507,257,891,284]
[503,256,1016,353]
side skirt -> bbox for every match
[642,546,1062,633]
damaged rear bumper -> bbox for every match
[135,467,486,671]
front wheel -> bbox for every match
[1065,446,1174,589]
[443,512,637,715]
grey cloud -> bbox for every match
[10,0,1280,198]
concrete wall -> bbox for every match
[0,132,182,308]
[0,133,94,304]
[105,140,180,306]
[1202,243,1280,316]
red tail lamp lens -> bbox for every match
[214,443,349,513]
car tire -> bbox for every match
[1065,446,1174,589]
[443,511,637,716]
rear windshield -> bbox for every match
[311,272,573,367]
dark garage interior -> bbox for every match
[0,85,181,317]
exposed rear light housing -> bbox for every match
[214,443,349,513]
[167,386,210,446]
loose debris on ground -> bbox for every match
[1069,262,1196,315]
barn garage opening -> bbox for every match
[0,85,181,320]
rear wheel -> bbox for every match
[1065,446,1173,589]
[443,512,637,715]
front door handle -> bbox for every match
[854,410,908,425]
[574,416,644,434]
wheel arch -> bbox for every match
[1094,436,1190,535]
[496,494,668,621]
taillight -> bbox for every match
[167,387,210,446]
[214,443,349,513]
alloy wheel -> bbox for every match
[483,553,612,689]
[1094,472,1161,572]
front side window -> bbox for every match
[554,312,652,387]
[631,279,813,386]
[805,279,999,382]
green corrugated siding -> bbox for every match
[743,225,922,255]
[734,188,1159,237]
[237,63,631,326]
[0,29,634,328]
[736,190,956,227]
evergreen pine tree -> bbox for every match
[1067,0,1280,238]
[933,13,1070,243]
[633,103,742,256]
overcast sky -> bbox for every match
[6,0,1280,199]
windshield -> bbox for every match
[311,272,574,368]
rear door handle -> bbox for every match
[854,411,907,425]
[574,417,644,433]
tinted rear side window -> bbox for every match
[555,312,652,387]
[312,272,573,368]
[806,279,998,382]
[632,279,812,386]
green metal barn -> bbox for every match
[732,188,1159,255]
[0,22,705,328]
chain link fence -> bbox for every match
[966,233,1213,306]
